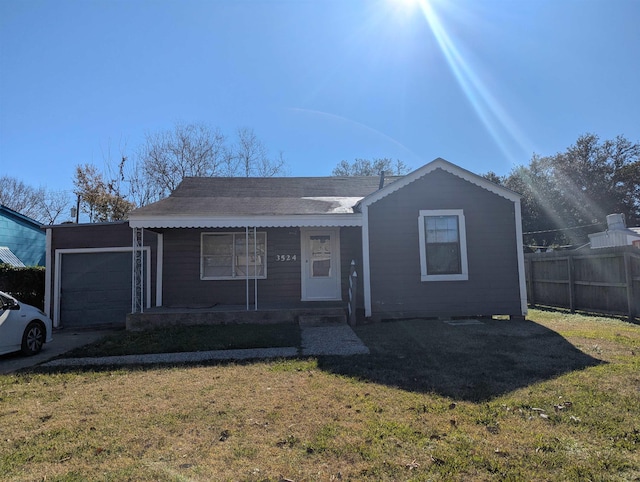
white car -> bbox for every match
[0,291,53,356]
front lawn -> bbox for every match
[1,309,638,481]
[64,322,300,357]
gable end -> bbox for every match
[358,158,520,209]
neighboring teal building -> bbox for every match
[0,205,45,266]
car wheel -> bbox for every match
[22,321,45,356]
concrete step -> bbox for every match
[298,313,347,327]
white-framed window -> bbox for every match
[418,209,468,281]
[201,232,267,280]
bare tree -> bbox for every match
[39,191,73,225]
[0,176,74,224]
[135,123,288,202]
[228,127,287,177]
[139,122,229,200]
[0,176,45,221]
[121,157,157,208]
[332,158,410,176]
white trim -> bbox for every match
[362,205,372,317]
[129,213,362,229]
[359,158,521,210]
[514,200,528,316]
[44,228,52,318]
[156,233,163,307]
[418,209,469,282]
[300,228,342,301]
[53,247,151,328]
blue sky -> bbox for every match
[1,0,639,195]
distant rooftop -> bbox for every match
[0,247,26,267]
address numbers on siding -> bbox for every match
[275,255,297,262]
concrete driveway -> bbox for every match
[0,328,117,374]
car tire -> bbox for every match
[21,321,45,356]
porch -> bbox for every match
[126,301,350,331]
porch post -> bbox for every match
[254,226,258,311]
[245,226,249,311]
[156,233,163,307]
[132,227,144,314]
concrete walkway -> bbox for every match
[38,324,369,370]
[0,329,118,374]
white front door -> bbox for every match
[301,228,341,301]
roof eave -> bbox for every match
[128,213,363,229]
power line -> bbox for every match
[523,222,603,235]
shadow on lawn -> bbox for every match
[317,318,604,402]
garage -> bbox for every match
[44,222,157,329]
[56,249,149,328]
[59,251,131,327]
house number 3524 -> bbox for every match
[276,254,297,261]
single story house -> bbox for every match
[44,158,527,328]
[0,204,46,267]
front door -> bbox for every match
[301,228,341,301]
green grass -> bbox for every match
[0,309,638,481]
[64,322,300,357]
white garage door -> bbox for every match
[59,251,144,328]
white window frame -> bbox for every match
[200,232,267,280]
[418,209,468,282]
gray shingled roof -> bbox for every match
[130,176,401,218]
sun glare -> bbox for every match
[387,0,421,17]
[394,0,533,164]
[394,0,418,7]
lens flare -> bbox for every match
[415,0,533,164]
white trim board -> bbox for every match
[129,213,363,229]
[514,200,528,316]
[44,228,52,318]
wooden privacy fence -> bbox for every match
[525,246,640,322]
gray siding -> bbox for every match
[162,228,304,307]
[161,227,362,308]
[367,169,522,319]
